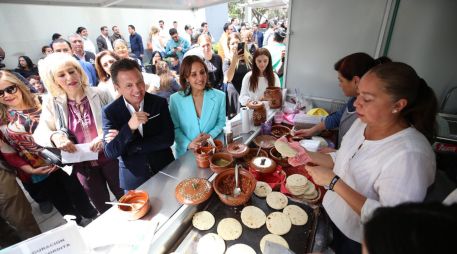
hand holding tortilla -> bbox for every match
[274,137,311,167]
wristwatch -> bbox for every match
[328,175,340,191]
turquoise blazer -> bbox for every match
[169,88,226,157]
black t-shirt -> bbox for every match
[205,54,224,90]
[231,61,250,94]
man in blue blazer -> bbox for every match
[102,58,175,190]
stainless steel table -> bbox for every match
[83,109,329,253]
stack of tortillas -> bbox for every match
[285,174,319,201]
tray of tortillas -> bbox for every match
[169,185,319,254]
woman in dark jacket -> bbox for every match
[14,56,38,79]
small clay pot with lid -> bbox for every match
[264,87,282,109]
[247,100,266,126]
[175,178,213,205]
[250,156,277,174]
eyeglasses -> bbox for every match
[0,85,18,98]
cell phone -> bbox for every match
[237,42,245,55]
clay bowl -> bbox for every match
[226,142,249,158]
[242,148,269,167]
[253,135,277,150]
[269,147,290,167]
[117,190,151,220]
[213,168,257,206]
[271,125,291,138]
[201,139,223,153]
[194,147,214,168]
[209,152,234,174]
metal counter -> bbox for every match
[83,109,328,253]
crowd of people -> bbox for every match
[0,16,455,254]
[0,18,288,247]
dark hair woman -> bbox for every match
[169,55,226,157]
[305,61,438,253]
[14,56,38,79]
[95,50,121,98]
[364,203,457,254]
[149,50,163,74]
[294,52,391,147]
[239,47,279,106]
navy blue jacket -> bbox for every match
[102,93,175,190]
[129,32,144,59]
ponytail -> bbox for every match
[368,62,438,143]
[402,78,437,143]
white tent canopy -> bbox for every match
[0,0,227,10]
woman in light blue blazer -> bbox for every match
[169,55,226,157]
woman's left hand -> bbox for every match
[89,137,103,152]
[305,164,336,187]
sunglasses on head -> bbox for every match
[0,85,18,97]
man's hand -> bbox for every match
[128,112,150,131]
[104,129,119,143]
[89,136,103,152]
[52,133,77,153]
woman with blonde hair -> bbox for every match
[34,53,123,214]
[152,60,180,102]
[95,50,120,98]
[0,70,97,224]
[223,32,252,117]
[148,26,165,58]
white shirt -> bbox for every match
[123,98,145,136]
[103,35,113,51]
[239,71,280,106]
[142,72,160,89]
[324,119,436,242]
[98,79,118,99]
[83,37,97,54]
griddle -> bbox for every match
[170,192,320,254]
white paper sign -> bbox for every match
[61,143,98,164]
[1,222,90,254]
